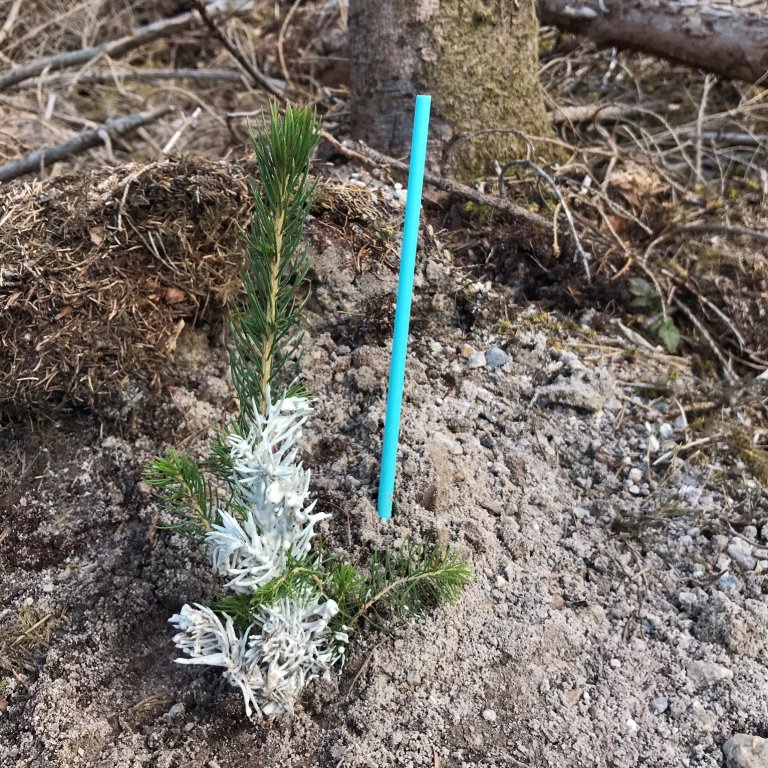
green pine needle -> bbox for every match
[215,541,473,636]
[230,102,320,422]
[339,540,473,632]
[145,449,217,536]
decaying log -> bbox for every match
[0,107,173,183]
[538,0,768,83]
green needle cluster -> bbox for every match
[230,103,319,422]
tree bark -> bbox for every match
[537,0,768,84]
[349,0,554,177]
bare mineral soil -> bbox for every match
[1,211,767,768]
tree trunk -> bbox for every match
[348,0,554,177]
[538,0,768,84]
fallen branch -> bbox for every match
[547,102,662,125]
[17,68,247,90]
[321,131,555,232]
[0,1,251,91]
[538,0,768,84]
[0,106,173,183]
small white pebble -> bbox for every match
[659,423,673,440]
[609,658,621,669]
[625,717,639,733]
[628,468,643,482]
[482,709,497,722]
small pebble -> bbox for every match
[659,422,674,440]
[718,573,741,593]
[628,468,643,483]
[482,709,497,723]
[727,541,756,571]
[485,347,509,368]
[687,660,733,688]
[406,670,422,685]
[609,658,621,669]
[625,717,639,734]
[649,696,668,715]
[629,484,641,495]
[722,733,768,768]
[467,351,486,369]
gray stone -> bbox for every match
[722,734,768,768]
[406,670,422,685]
[649,696,668,715]
[467,351,486,369]
[485,347,509,368]
[330,743,347,760]
[482,708,497,722]
[628,467,643,483]
[728,541,756,571]
[694,594,768,660]
[687,660,733,688]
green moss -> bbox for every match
[425,0,556,178]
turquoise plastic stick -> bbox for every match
[377,94,431,520]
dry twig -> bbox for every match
[321,132,557,240]
[190,0,284,98]
[0,106,173,182]
[17,68,247,90]
[0,1,243,91]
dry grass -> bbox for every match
[542,37,768,373]
[0,157,249,406]
[0,604,59,684]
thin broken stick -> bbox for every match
[0,106,173,183]
[190,0,285,98]
[321,131,560,243]
[16,68,247,90]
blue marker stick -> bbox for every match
[377,94,431,520]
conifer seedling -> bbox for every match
[147,103,472,719]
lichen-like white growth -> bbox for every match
[206,391,328,593]
[169,603,265,718]
[247,595,349,716]
[170,597,348,718]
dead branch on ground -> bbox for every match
[189,0,285,98]
[0,1,252,91]
[0,106,173,182]
[538,0,768,83]
[16,69,247,90]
